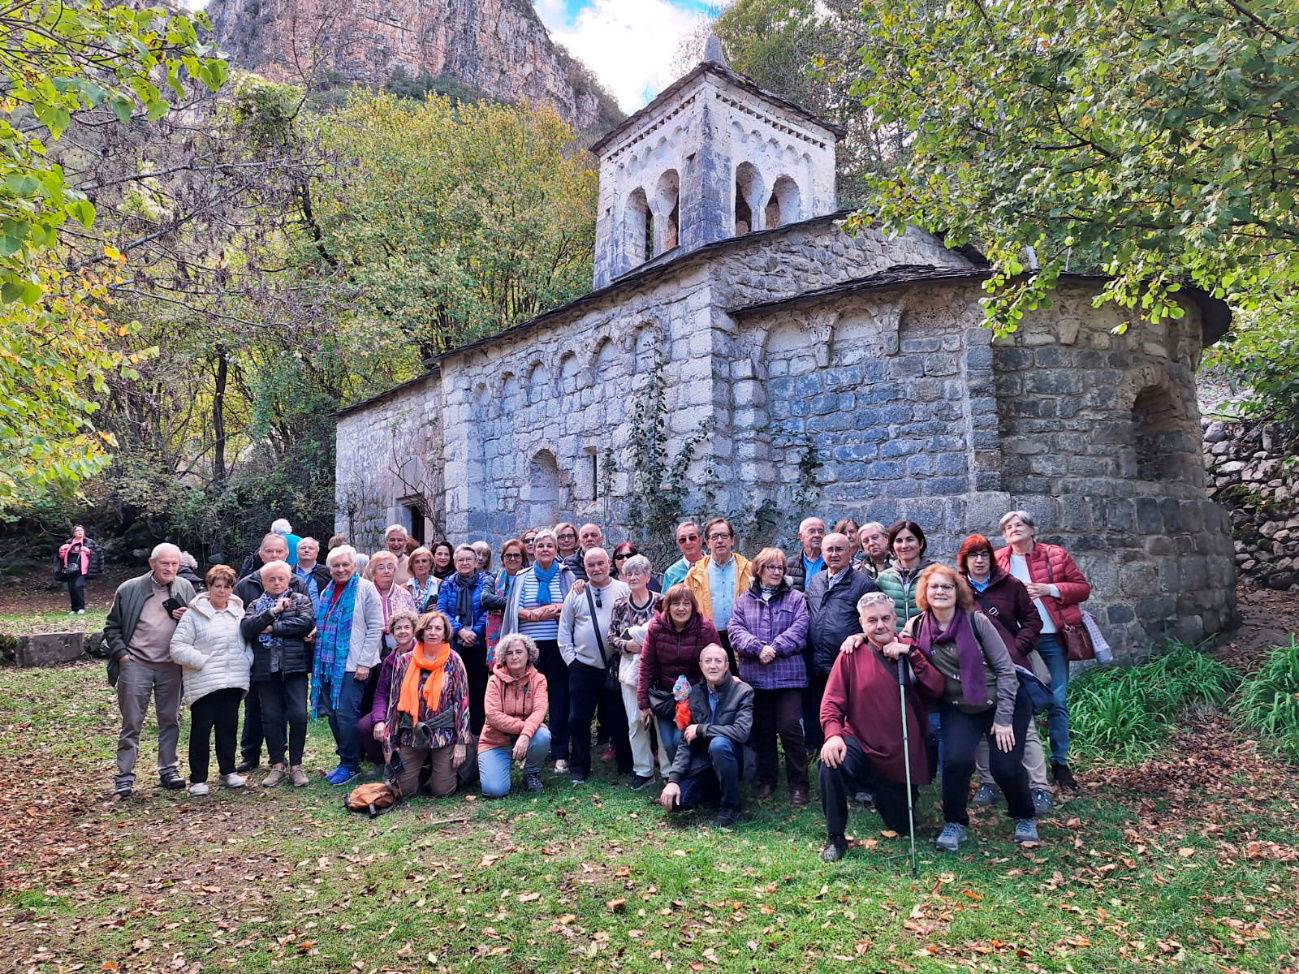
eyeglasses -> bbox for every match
[928,583,956,592]
[707,533,731,542]
[613,553,629,561]
[968,551,992,559]
[558,532,576,540]
[676,533,698,543]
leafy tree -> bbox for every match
[0,0,228,509]
[311,92,597,364]
[841,0,1299,421]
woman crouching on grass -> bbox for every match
[169,565,251,796]
[478,633,550,796]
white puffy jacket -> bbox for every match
[169,594,252,706]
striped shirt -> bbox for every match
[517,571,562,641]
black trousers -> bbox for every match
[753,687,808,789]
[461,644,488,736]
[257,672,309,766]
[567,661,631,777]
[802,667,829,750]
[66,573,86,612]
[819,733,915,836]
[536,639,569,760]
[238,685,263,764]
[190,687,243,783]
[940,690,1034,826]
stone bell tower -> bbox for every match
[589,37,842,288]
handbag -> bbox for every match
[1014,664,1052,714]
[585,585,619,693]
[647,686,677,720]
[58,561,81,580]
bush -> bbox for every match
[1233,637,1299,763]
[1067,640,1239,763]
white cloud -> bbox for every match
[536,0,719,114]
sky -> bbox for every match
[532,0,730,113]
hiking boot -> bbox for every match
[1052,762,1078,791]
[935,823,967,852]
[110,786,132,803]
[525,772,544,793]
[235,758,260,774]
[290,766,309,787]
[221,773,248,789]
[553,759,569,774]
[712,806,740,828]
[262,767,287,788]
[790,785,809,808]
[1014,819,1040,844]
[972,783,997,806]
[820,834,848,863]
[1032,788,1053,816]
[629,774,656,792]
[160,770,185,790]
[188,782,209,796]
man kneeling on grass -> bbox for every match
[818,591,945,862]
[659,643,754,828]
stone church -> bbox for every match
[335,45,1236,657]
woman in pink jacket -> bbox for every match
[478,633,550,796]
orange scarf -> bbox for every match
[397,640,451,722]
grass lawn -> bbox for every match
[1,663,1296,973]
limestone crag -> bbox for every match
[206,0,621,132]
[1203,419,1299,592]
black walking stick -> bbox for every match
[897,651,919,878]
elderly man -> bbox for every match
[802,532,877,750]
[293,536,330,607]
[662,520,705,591]
[659,643,755,828]
[685,518,753,670]
[817,591,945,861]
[561,522,604,582]
[383,524,412,585]
[104,543,196,801]
[230,533,294,773]
[785,516,826,591]
[558,547,631,784]
[854,522,892,580]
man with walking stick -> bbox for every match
[816,591,945,863]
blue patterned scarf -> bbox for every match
[312,574,358,715]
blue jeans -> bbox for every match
[657,716,684,766]
[677,736,745,812]
[318,674,363,770]
[479,725,552,797]
[1036,633,1071,763]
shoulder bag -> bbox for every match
[585,585,619,693]
[1044,547,1095,662]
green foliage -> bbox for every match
[1068,641,1239,762]
[842,2,1299,358]
[311,92,597,365]
[1233,637,1299,763]
[0,0,228,510]
[1204,303,1299,426]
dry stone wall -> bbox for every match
[1203,419,1299,592]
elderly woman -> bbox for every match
[359,608,420,766]
[503,528,576,770]
[638,584,720,765]
[483,538,528,662]
[996,511,1092,791]
[365,550,418,650]
[727,547,810,806]
[471,540,493,574]
[478,633,550,796]
[169,565,251,795]
[876,520,935,628]
[903,564,1036,850]
[379,611,472,798]
[406,546,440,613]
[437,544,492,734]
[958,535,1051,814]
[430,541,455,580]
[239,560,315,788]
[833,518,860,543]
[608,554,660,791]
[314,545,384,786]
[56,524,101,614]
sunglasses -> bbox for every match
[503,552,523,560]
[676,533,698,543]
[613,553,629,561]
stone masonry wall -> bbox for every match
[1203,419,1299,592]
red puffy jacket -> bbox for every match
[994,543,1090,631]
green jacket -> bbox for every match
[104,571,196,664]
[874,560,935,630]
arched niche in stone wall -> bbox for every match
[734,161,764,236]
[765,175,802,229]
[1128,378,1202,487]
[557,351,580,397]
[654,169,680,252]
[526,361,548,406]
[525,449,565,529]
[626,187,651,265]
[497,371,517,414]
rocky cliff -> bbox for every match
[205,0,622,133]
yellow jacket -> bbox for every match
[684,553,753,622]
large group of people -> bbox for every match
[100,508,1094,859]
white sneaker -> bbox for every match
[77,609,86,614]
[188,782,209,796]
[553,759,570,774]
[221,773,247,789]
